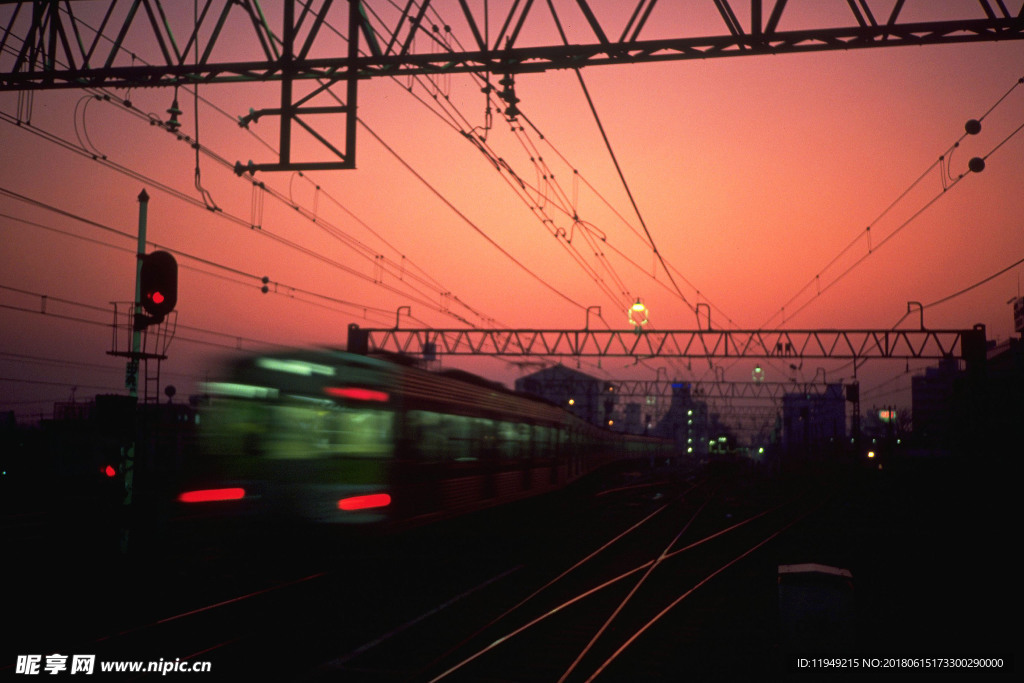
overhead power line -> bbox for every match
[889,253,1024,328]
[0,283,293,352]
[291,1,711,325]
[356,117,589,312]
[1,18,501,330]
[544,0,695,318]
[763,73,1024,327]
[0,190,397,325]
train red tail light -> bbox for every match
[178,487,246,503]
[324,387,389,402]
[337,493,391,511]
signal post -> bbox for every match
[107,190,177,554]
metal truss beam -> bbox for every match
[4,1,1022,89]
[687,380,835,401]
[522,378,835,401]
[2,1,1022,171]
[348,324,988,362]
[709,406,780,421]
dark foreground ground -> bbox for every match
[2,451,1016,680]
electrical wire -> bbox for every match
[516,110,740,329]
[355,117,589,311]
[0,112,461,317]
[8,2,1015,397]
[0,350,198,383]
[888,254,1024,328]
[543,0,695,315]
[824,250,1024,408]
[761,72,1024,328]
[5,7,603,373]
[1,19,499,331]
[0,206,397,324]
[34,1,705,333]
[0,284,291,352]
[312,1,712,324]
[90,89,469,312]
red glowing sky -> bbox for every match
[1,2,1022,427]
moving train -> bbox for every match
[177,349,675,529]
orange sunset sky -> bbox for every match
[2,1,1022,433]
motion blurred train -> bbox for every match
[177,349,674,528]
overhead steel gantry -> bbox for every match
[347,324,989,363]
[2,1,1022,171]
[522,378,836,401]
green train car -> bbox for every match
[178,350,674,528]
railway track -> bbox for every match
[311,463,816,681]
[7,455,1015,680]
[5,462,824,681]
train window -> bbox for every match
[473,418,497,459]
[201,397,393,462]
[448,414,474,461]
[406,410,475,462]
[255,400,393,459]
[199,398,269,458]
[512,423,531,459]
[324,406,393,457]
[534,425,544,459]
[405,410,446,461]
[264,405,322,458]
[495,421,524,460]
[519,424,532,458]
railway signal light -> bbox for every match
[138,250,177,327]
[628,299,648,328]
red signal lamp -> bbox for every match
[139,251,177,325]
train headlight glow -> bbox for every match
[257,358,335,376]
[200,382,279,399]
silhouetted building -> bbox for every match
[983,336,1023,454]
[652,382,710,456]
[911,357,965,451]
[514,364,616,428]
[782,384,846,455]
[860,405,907,444]
[622,402,643,434]
[53,400,94,421]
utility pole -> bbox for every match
[119,190,148,553]
[105,191,178,555]
[127,189,148,398]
